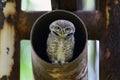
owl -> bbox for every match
[47,19,75,65]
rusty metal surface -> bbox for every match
[16,11,106,40]
[16,11,47,39]
[32,48,87,80]
[74,11,106,40]
[51,0,77,11]
[0,0,20,80]
[97,0,107,12]
[100,0,120,80]
[0,0,111,79]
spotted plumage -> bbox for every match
[47,19,75,65]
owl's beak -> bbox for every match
[61,31,65,38]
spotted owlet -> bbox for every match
[47,19,75,65]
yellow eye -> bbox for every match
[65,28,71,32]
[56,26,60,29]
[55,25,61,30]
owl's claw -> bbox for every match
[65,61,68,63]
[55,60,58,64]
[61,61,65,65]
[52,60,69,65]
[52,60,58,64]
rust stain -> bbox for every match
[105,48,111,59]
[17,12,29,38]
[114,0,119,5]
[0,75,7,80]
[0,1,16,79]
[3,2,16,26]
[106,0,120,28]
[106,0,110,28]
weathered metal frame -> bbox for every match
[0,0,111,79]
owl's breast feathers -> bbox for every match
[47,33,74,62]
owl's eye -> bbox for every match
[55,26,61,30]
[65,27,71,32]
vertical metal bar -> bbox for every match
[97,0,107,12]
[100,0,120,80]
[0,0,20,80]
[95,0,99,10]
[77,0,84,10]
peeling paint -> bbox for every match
[0,1,16,79]
[0,21,15,78]
[0,75,7,80]
[0,0,6,29]
[3,2,16,18]
[6,47,10,55]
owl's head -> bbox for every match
[49,20,75,38]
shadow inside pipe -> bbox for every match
[31,10,87,63]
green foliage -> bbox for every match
[20,40,34,80]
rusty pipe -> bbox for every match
[30,10,88,80]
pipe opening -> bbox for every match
[31,10,87,63]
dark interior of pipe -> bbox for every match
[31,10,87,63]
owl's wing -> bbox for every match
[65,36,75,61]
[47,34,57,59]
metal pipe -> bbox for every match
[30,10,88,80]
